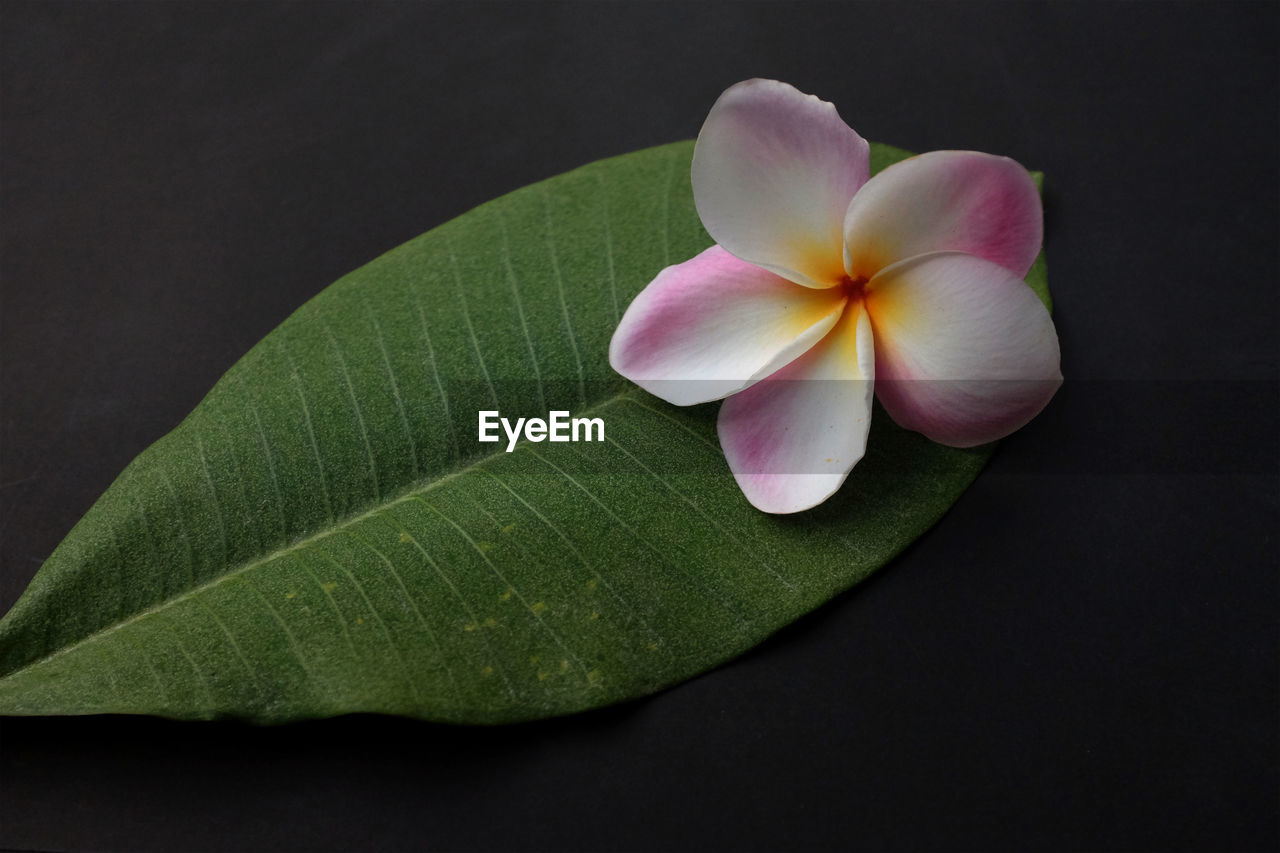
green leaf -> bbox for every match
[0,141,1049,723]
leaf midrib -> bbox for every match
[0,387,643,683]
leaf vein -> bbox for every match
[122,628,171,706]
[214,417,263,555]
[293,549,360,659]
[660,145,678,265]
[346,529,459,698]
[196,432,231,575]
[498,214,548,413]
[234,372,289,545]
[241,572,315,679]
[362,293,421,478]
[381,514,520,702]
[525,447,749,627]
[411,296,462,464]
[445,236,500,410]
[192,597,267,702]
[161,618,216,710]
[314,548,424,705]
[277,337,336,524]
[157,464,198,588]
[322,322,382,501]
[540,187,587,406]
[601,434,795,591]
[414,496,590,682]
[595,170,621,325]
[479,468,653,634]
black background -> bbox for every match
[1,2,1276,851]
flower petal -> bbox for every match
[717,303,874,514]
[692,79,870,289]
[609,246,847,406]
[866,251,1061,447]
[843,150,1043,280]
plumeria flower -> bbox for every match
[609,79,1062,513]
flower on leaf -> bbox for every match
[609,79,1062,513]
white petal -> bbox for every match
[717,303,874,513]
[609,246,846,406]
[692,79,870,289]
[866,251,1061,447]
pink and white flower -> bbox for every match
[610,79,1062,513]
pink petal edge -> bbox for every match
[867,251,1061,447]
[843,150,1043,280]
